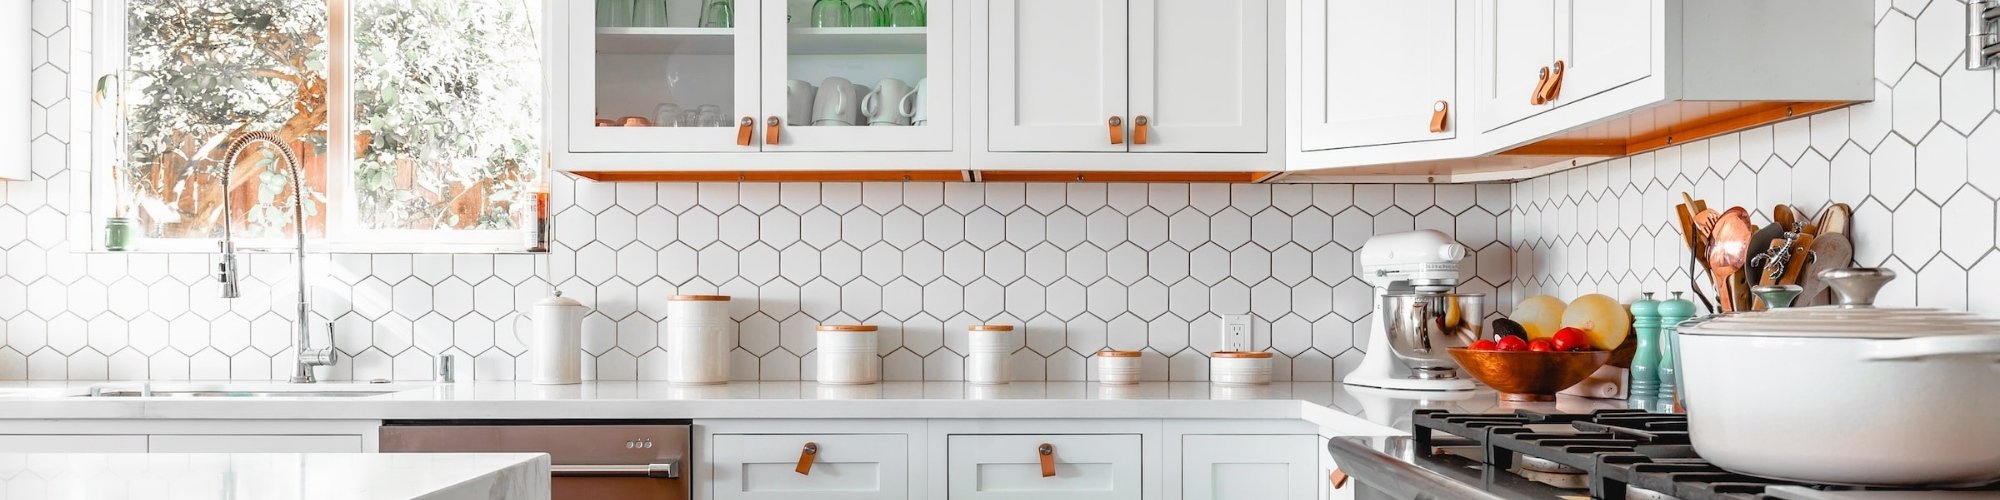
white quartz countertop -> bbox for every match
[0,381,1633,435]
[0,452,549,500]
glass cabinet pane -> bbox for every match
[770,0,946,151]
[590,0,741,129]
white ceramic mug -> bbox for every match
[861,78,914,126]
[785,80,816,126]
[908,78,928,126]
[813,77,860,126]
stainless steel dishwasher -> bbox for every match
[380,419,690,500]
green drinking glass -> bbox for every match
[849,0,883,28]
[596,0,632,27]
[887,0,923,27]
[811,0,850,27]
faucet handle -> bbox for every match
[299,321,338,367]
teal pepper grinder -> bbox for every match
[1628,292,1662,398]
[1656,291,1697,407]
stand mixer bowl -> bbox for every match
[1382,293,1484,379]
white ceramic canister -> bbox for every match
[531,292,587,385]
[665,294,732,385]
[1096,349,1142,385]
[1210,351,1273,385]
[965,324,1016,384]
[816,325,880,385]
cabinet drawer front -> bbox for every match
[0,435,147,453]
[1180,435,1316,500]
[148,435,363,453]
[947,434,1141,500]
[713,433,909,500]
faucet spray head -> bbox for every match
[217,240,242,299]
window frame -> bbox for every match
[87,0,545,254]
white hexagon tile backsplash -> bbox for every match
[6,0,1996,382]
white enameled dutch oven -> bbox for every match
[1676,268,2000,487]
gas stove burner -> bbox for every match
[1408,408,2000,500]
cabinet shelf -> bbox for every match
[789,27,927,55]
[597,27,735,55]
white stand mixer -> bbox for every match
[1343,230,1478,392]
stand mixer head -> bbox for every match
[1345,230,1481,392]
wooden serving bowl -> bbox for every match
[1446,348,1612,402]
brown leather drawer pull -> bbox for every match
[1531,66,1550,105]
[1329,469,1349,489]
[736,116,755,146]
[1107,116,1125,145]
[1429,100,1449,133]
[795,442,818,475]
[1037,443,1056,477]
[1545,60,1566,101]
[1133,115,1149,144]
[766,116,782,145]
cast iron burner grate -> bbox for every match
[1409,408,1997,500]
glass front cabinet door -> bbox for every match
[761,0,952,152]
[560,0,951,158]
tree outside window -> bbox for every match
[105,0,544,248]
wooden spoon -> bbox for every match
[1774,204,1795,230]
[1797,234,1853,306]
[1708,208,1756,313]
[1816,203,1852,237]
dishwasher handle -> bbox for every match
[552,461,681,479]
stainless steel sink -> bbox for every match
[80,390,397,398]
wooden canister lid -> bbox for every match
[1211,350,1273,359]
[968,324,1015,332]
[816,324,879,332]
[668,295,732,301]
[1095,348,1142,358]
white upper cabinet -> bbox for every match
[1299,0,1456,150]
[564,0,764,153]
[988,0,1268,154]
[1129,0,1267,153]
[987,0,1130,153]
[1558,0,1653,105]
[1473,0,1558,131]
[2,0,31,180]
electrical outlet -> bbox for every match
[1221,314,1252,351]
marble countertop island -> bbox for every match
[0,452,549,500]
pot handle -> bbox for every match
[1864,333,2000,361]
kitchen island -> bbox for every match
[0,452,549,500]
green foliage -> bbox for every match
[351,0,544,231]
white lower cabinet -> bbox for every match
[712,434,910,500]
[146,435,364,453]
[946,434,1144,500]
[1178,435,1317,500]
[0,435,148,453]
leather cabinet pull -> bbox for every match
[1544,60,1566,102]
[736,116,755,146]
[1429,101,1449,133]
[1133,115,1150,144]
[765,116,782,145]
[795,442,818,475]
[1329,469,1349,489]
[1107,116,1125,145]
[1037,443,1056,478]
[1530,66,1550,105]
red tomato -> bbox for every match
[1527,338,1555,352]
[1495,335,1528,351]
[1469,340,1498,351]
[1552,327,1592,352]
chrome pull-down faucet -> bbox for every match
[216,131,336,383]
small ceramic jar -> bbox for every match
[665,295,732,385]
[966,324,1016,384]
[1096,348,1142,385]
[1210,351,1273,385]
[816,324,880,385]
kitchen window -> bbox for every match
[90,0,546,252]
